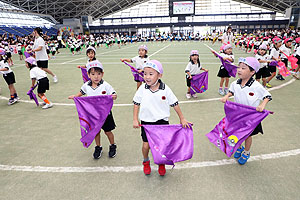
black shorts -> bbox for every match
[71,48,75,52]
[268,64,276,73]
[186,75,193,87]
[295,55,300,65]
[18,50,23,55]
[47,49,50,54]
[102,111,116,132]
[117,41,120,44]
[76,47,81,52]
[37,77,49,94]
[141,119,169,142]
[256,66,270,79]
[3,72,16,85]
[250,123,263,136]
[281,58,288,68]
[51,51,56,55]
[6,52,12,58]
[217,65,230,78]
[37,60,48,69]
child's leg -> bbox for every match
[142,142,150,159]
[104,131,114,145]
[244,136,252,152]
[38,93,50,104]
[267,72,276,83]
[262,78,267,87]
[187,86,190,93]
[95,132,101,146]
[8,84,16,96]
[225,77,229,88]
[42,68,55,77]
[219,78,225,88]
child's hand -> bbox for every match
[112,94,117,100]
[180,118,192,128]
[120,58,124,62]
[204,69,208,72]
[256,104,265,112]
[68,95,75,99]
[189,75,192,79]
[138,69,143,73]
[77,65,81,68]
[133,120,140,128]
[220,96,228,103]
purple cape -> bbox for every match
[143,124,194,165]
[26,84,39,106]
[124,62,144,82]
[206,101,271,157]
[74,95,113,148]
[215,52,237,77]
[80,67,90,83]
[190,71,208,95]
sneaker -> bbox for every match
[234,146,245,159]
[218,88,225,96]
[276,74,281,80]
[278,75,285,81]
[191,93,197,98]
[93,146,102,159]
[186,93,191,99]
[143,160,151,175]
[7,98,17,105]
[42,103,53,109]
[158,164,166,176]
[40,102,46,106]
[266,83,272,88]
[224,88,229,95]
[238,152,250,165]
[108,144,117,158]
[53,75,58,83]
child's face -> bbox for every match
[190,54,199,62]
[259,49,266,55]
[286,41,292,47]
[275,42,282,48]
[138,49,147,57]
[224,48,232,54]
[237,63,255,80]
[88,68,103,85]
[87,51,95,60]
[144,67,161,86]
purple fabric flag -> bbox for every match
[74,95,113,148]
[26,84,39,106]
[215,52,237,77]
[190,71,208,95]
[80,67,90,83]
[24,52,33,58]
[206,101,271,157]
[123,61,144,82]
[143,124,194,165]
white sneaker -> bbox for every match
[219,88,225,96]
[192,93,197,98]
[53,76,58,83]
[186,93,191,99]
[42,103,53,109]
[224,88,229,95]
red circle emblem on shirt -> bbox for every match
[102,91,106,94]
[162,96,166,100]
[249,92,254,96]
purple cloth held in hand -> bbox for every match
[80,67,90,83]
[190,71,208,95]
[143,124,194,165]
[124,62,144,82]
[74,95,113,148]
[206,101,271,157]
[215,52,237,77]
[26,84,39,106]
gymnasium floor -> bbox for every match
[0,41,299,199]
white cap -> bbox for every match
[86,60,103,72]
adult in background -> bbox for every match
[33,27,58,83]
[222,26,234,45]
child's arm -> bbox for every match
[112,93,117,100]
[256,98,269,112]
[201,68,208,72]
[68,92,83,99]
[0,67,8,72]
[220,92,233,103]
[173,105,192,128]
[31,78,36,88]
[186,71,192,79]
[120,58,132,63]
[133,104,140,128]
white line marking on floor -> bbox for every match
[149,44,172,57]
[0,79,295,106]
[0,149,299,173]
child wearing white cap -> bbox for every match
[120,45,149,89]
[69,60,118,159]
[77,46,97,69]
[25,57,52,109]
[255,44,271,87]
[133,60,191,176]
[185,50,208,99]
[221,57,272,165]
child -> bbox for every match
[293,37,300,79]
[77,46,96,69]
[185,50,208,99]
[221,57,272,165]
[0,48,19,105]
[255,44,271,87]
[133,60,191,176]
[266,38,282,88]
[25,57,53,109]
[120,45,149,89]
[17,42,23,60]
[69,60,117,159]
[278,37,293,80]
[4,42,13,66]
[216,44,234,96]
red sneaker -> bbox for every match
[143,160,151,175]
[158,164,166,176]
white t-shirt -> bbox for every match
[0,60,12,75]
[80,80,116,97]
[255,54,270,68]
[34,37,48,61]
[270,48,280,59]
[131,56,149,70]
[30,67,47,80]
[133,80,178,122]
[185,62,202,75]
[229,78,272,107]
[280,45,291,59]
[222,32,233,44]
